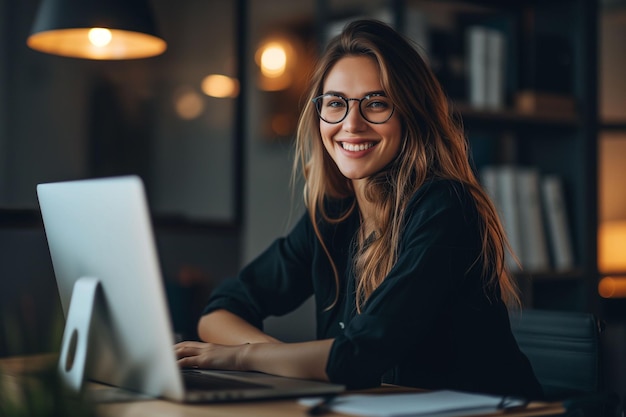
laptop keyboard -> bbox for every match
[182,369,270,391]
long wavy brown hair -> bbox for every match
[294,19,519,313]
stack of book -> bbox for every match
[481,165,574,273]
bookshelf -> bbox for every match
[315,0,600,314]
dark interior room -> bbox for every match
[1,0,626,415]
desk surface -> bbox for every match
[1,354,565,417]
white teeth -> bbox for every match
[341,142,374,152]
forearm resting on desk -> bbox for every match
[244,339,334,381]
[197,309,281,344]
[179,309,334,381]
[176,339,334,381]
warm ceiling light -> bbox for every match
[260,43,287,78]
[201,74,240,98]
[27,0,166,60]
[88,28,113,47]
[255,37,297,91]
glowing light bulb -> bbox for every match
[260,43,287,78]
[88,28,112,47]
[201,74,239,98]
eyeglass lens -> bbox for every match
[314,94,393,124]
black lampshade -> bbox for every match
[27,0,167,60]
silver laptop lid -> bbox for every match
[37,176,186,400]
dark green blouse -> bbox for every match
[202,179,543,399]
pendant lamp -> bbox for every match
[27,0,166,60]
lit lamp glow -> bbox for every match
[88,28,113,47]
[260,43,287,78]
[201,74,240,98]
[174,88,204,120]
[598,220,626,298]
[27,0,166,60]
[255,38,295,91]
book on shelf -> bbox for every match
[496,166,525,271]
[466,26,505,110]
[485,29,505,110]
[480,166,565,273]
[515,168,550,271]
[481,165,523,271]
[466,26,488,108]
[541,175,575,271]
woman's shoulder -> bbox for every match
[404,178,481,230]
[411,178,474,208]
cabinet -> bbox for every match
[315,0,600,313]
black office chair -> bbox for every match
[509,309,622,417]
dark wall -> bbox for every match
[0,213,60,357]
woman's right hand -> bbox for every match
[175,340,251,371]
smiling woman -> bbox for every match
[176,19,544,401]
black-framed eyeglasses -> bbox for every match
[312,93,395,124]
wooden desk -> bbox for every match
[94,392,565,417]
[1,354,565,417]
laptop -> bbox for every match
[37,175,344,403]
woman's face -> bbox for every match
[319,55,402,181]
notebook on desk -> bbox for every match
[37,175,344,403]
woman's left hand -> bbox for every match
[174,341,250,371]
